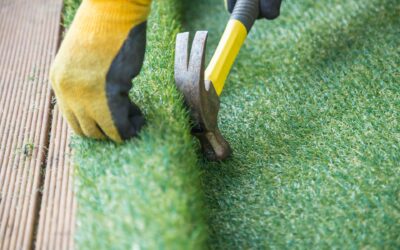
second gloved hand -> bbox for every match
[226,0,282,20]
[50,0,151,142]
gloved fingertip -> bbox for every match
[260,0,282,19]
[110,135,123,143]
[131,114,146,133]
[61,107,84,136]
[262,9,280,19]
[226,0,237,13]
[76,115,109,140]
[120,114,146,140]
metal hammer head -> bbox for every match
[174,31,232,161]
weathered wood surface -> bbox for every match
[0,0,75,249]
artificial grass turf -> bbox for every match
[64,0,399,248]
[62,0,81,28]
[184,0,400,248]
[65,1,207,249]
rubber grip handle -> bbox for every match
[230,0,259,32]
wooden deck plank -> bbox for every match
[0,0,74,249]
[35,107,75,250]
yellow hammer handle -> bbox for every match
[205,20,247,96]
[205,0,259,96]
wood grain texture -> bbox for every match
[36,107,75,250]
[0,0,76,249]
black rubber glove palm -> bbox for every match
[226,0,282,19]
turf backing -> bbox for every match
[184,0,400,248]
[67,1,207,249]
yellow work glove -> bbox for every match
[50,0,151,142]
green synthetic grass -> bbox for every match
[64,0,400,249]
[66,1,207,249]
[62,0,80,28]
[184,0,400,248]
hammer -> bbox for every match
[174,0,259,161]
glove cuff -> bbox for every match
[73,0,151,33]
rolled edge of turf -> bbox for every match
[67,0,208,249]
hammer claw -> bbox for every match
[174,32,189,89]
[174,31,232,161]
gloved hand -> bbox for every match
[50,0,151,142]
[225,0,282,20]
